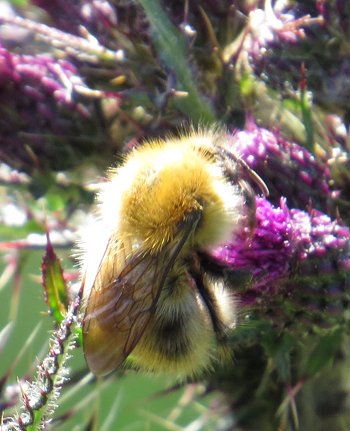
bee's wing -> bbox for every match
[83,211,201,377]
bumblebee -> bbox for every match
[80,129,263,378]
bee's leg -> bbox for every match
[188,255,231,356]
[196,251,252,293]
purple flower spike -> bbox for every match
[211,196,350,327]
[232,120,334,212]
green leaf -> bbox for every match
[240,73,255,97]
[8,0,28,5]
[42,234,68,324]
[262,332,296,383]
[137,0,216,123]
[303,330,342,377]
[0,219,44,242]
[300,84,314,149]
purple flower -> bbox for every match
[232,119,335,212]
[211,195,350,326]
[210,122,349,324]
[0,43,121,172]
[0,44,90,109]
[212,197,296,296]
[223,0,322,63]
[31,0,140,48]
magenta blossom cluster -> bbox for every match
[211,122,350,326]
[212,197,350,298]
[232,119,335,212]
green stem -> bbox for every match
[137,0,216,124]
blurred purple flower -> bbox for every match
[0,44,90,110]
[0,44,85,170]
[0,42,122,172]
[30,0,143,50]
[223,0,322,64]
[32,0,118,37]
[247,0,307,48]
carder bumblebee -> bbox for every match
[80,128,265,378]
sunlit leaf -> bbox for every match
[303,330,342,377]
[42,234,68,324]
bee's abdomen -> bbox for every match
[129,273,216,378]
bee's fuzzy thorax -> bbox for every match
[98,131,245,254]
